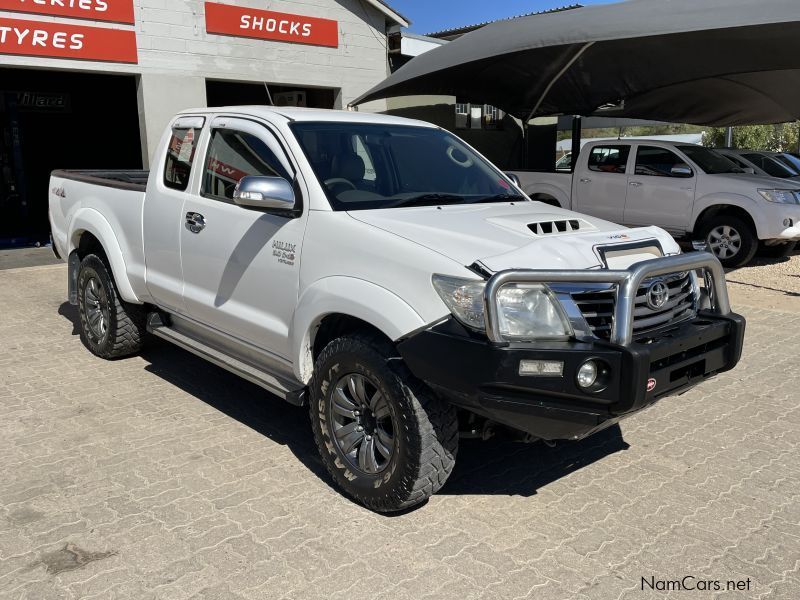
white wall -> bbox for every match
[0,0,393,164]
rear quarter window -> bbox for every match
[164,126,201,191]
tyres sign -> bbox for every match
[205,1,338,49]
[0,0,135,24]
[0,17,137,63]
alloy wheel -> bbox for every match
[84,276,110,340]
[330,373,396,475]
[707,225,742,260]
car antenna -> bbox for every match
[264,83,274,106]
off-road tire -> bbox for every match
[757,240,797,259]
[77,254,145,359]
[310,333,458,512]
[698,214,758,268]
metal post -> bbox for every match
[570,116,582,173]
[724,126,734,148]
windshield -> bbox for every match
[290,122,522,210]
[774,153,800,174]
[677,146,744,174]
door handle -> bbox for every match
[185,212,206,233]
[629,181,643,187]
[579,178,592,183]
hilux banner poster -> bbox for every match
[0,17,138,63]
[205,1,339,49]
[0,0,135,24]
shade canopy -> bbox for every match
[354,0,800,126]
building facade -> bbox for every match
[0,0,406,245]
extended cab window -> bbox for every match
[635,146,691,177]
[202,129,291,201]
[587,145,630,174]
[164,125,201,191]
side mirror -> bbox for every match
[742,167,756,174]
[233,176,296,211]
[670,164,693,178]
[505,172,521,187]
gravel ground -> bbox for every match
[726,249,800,311]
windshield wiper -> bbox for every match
[470,193,526,204]
[390,194,466,208]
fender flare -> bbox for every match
[290,276,427,384]
[524,182,569,208]
[692,194,762,237]
[68,208,140,303]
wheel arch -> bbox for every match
[291,277,428,384]
[68,208,139,304]
[693,203,758,239]
[525,183,569,208]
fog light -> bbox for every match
[577,361,598,388]
[519,360,564,377]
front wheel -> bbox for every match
[698,215,758,268]
[310,334,458,512]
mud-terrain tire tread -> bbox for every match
[78,254,146,359]
[309,332,458,512]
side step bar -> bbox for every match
[146,313,306,406]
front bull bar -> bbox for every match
[483,252,731,346]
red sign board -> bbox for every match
[0,0,135,25]
[205,1,338,49]
[0,17,138,63]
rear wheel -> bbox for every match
[77,254,145,359]
[698,215,757,268]
[310,333,458,512]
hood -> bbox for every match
[349,202,678,272]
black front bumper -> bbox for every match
[397,312,745,441]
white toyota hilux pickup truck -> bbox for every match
[510,139,800,267]
[50,107,745,512]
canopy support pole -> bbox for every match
[570,116,582,174]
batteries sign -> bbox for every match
[0,0,135,24]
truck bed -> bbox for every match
[51,170,149,192]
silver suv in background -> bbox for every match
[717,148,800,182]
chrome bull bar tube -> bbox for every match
[484,252,731,346]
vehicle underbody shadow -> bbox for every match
[58,303,630,503]
[441,425,629,498]
[58,302,80,336]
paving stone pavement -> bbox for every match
[0,264,798,600]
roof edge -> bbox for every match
[364,0,410,28]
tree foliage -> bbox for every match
[703,123,800,152]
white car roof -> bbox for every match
[177,105,436,128]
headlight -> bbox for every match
[495,283,573,339]
[432,275,573,340]
[758,189,800,204]
[431,275,486,330]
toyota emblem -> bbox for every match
[646,280,670,310]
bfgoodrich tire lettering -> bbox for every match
[77,254,145,359]
[310,334,458,512]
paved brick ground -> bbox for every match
[1,264,798,600]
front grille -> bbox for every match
[572,272,696,340]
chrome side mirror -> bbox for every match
[670,164,694,178]
[233,176,296,211]
[505,172,521,187]
[742,167,756,174]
